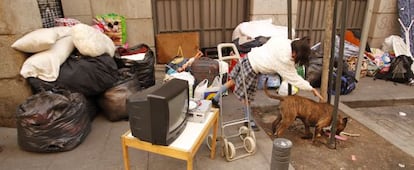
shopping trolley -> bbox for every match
[206,43,256,161]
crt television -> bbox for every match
[127,78,189,146]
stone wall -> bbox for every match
[61,0,155,49]
[368,0,400,48]
[0,0,40,127]
[250,0,298,28]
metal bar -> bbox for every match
[328,0,348,149]
[288,0,292,39]
[287,0,292,95]
[177,0,182,31]
[328,0,339,104]
[221,0,226,43]
[199,0,205,46]
[151,0,159,35]
[309,0,315,40]
[244,0,250,21]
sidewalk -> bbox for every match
[1,66,413,169]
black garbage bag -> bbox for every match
[98,70,142,121]
[114,43,155,88]
[16,89,92,153]
[306,52,323,87]
[27,51,119,97]
[58,52,119,96]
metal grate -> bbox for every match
[37,0,64,28]
[154,0,249,48]
[296,0,367,45]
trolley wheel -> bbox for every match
[225,141,236,160]
[249,129,256,142]
[221,138,228,157]
[243,136,256,153]
[206,134,214,150]
[239,126,249,140]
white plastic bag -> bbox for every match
[169,72,195,98]
[194,79,208,100]
[204,76,221,100]
[278,81,298,96]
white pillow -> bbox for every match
[51,26,72,38]
[11,28,59,53]
[20,36,74,82]
[71,23,115,57]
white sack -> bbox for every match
[20,36,74,82]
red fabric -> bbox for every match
[344,30,360,47]
[117,46,148,56]
[54,18,81,27]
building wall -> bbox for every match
[0,0,40,127]
[250,0,298,28]
[61,0,400,49]
[368,0,400,48]
[61,0,155,48]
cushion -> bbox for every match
[51,26,72,38]
[20,36,74,82]
[11,28,59,53]
[71,23,115,57]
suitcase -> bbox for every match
[191,57,220,86]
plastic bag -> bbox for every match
[114,44,155,88]
[278,81,298,96]
[168,72,195,98]
[98,75,141,121]
[16,89,92,152]
[194,79,208,99]
[204,76,221,100]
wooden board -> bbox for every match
[156,32,200,64]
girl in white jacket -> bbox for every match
[212,37,323,130]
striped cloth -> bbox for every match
[230,56,258,102]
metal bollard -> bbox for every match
[270,138,293,170]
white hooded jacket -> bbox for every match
[247,37,313,91]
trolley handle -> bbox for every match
[217,43,241,61]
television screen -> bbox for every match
[127,78,189,146]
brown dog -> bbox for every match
[263,79,348,142]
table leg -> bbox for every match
[121,139,130,170]
[210,116,218,159]
[187,157,193,170]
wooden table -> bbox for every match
[121,108,219,170]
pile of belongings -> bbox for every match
[370,35,414,85]
[11,18,155,152]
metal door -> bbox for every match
[153,0,250,48]
[296,0,367,45]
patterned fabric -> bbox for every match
[230,57,258,102]
[55,18,81,27]
[398,0,414,56]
